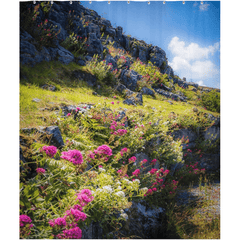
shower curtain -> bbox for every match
[19,1,220,239]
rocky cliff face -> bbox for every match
[20,1,204,104]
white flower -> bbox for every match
[140,187,148,194]
[115,191,125,198]
[120,213,128,220]
[134,179,140,184]
[99,168,106,172]
[102,185,113,193]
[117,186,122,190]
[116,181,121,185]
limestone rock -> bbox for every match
[120,70,142,91]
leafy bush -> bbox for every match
[85,55,121,85]
[130,59,170,90]
[20,3,60,50]
[61,33,88,57]
[201,90,220,113]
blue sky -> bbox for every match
[81,1,220,88]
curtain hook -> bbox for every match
[128,0,130,4]
[163,1,166,4]
[148,1,150,5]
[51,0,53,5]
[33,0,36,4]
[70,1,72,4]
[201,1,203,4]
[89,1,92,4]
[108,0,110,4]
[183,1,185,4]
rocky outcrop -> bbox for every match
[120,69,142,91]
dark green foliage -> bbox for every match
[201,90,220,113]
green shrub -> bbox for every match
[130,59,170,90]
[85,55,121,86]
[201,90,220,113]
[61,32,88,57]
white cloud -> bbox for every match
[199,3,210,11]
[168,37,219,61]
[196,80,206,86]
[168,37,220,81]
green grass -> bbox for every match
[20,61,219,129]
[166,179,220,239]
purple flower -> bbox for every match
[60,150,83,165]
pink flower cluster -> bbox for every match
[95,145,112,157]
[112,129,127,136]
[36,168,45,174]
[132,169,140,177]
[61,150,83,165]
[120,147,128,156]
[149,168,158,175]
[49,217,66,227]
[65,208,87,222]
[185,162,205,175]
[41,145,57,158]
[87,145,113,162]
[20,215,33,237]
[20,215,33,227]
[150,159,157,164]
[58,227,82,239]
[76,189,94,207]
[128,156,136,164]
[49,189,93,239]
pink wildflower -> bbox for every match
[96,145,112,157]
[60,227,82,239]
[20,215,32,227]
[65,208,87,222]
[132,169,140,177]
[149,168,158,174]
[60,150,83,165]
[151,159,157,164]
[36,168,45,174]
[67,113,71,116]
[41,145,57,158]
[128,156,137,163]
